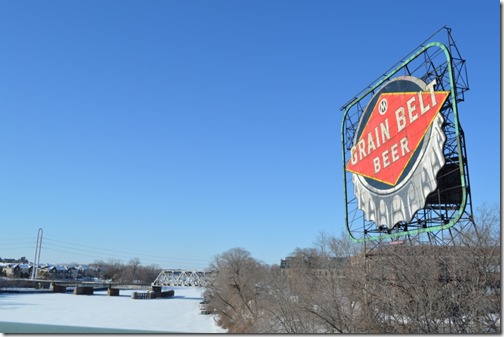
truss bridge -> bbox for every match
[151,269,208,287]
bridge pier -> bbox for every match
[51,283,66,293]
[107,287,120,296]
[74,286,94,295]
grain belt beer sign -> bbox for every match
[346,76,449,229]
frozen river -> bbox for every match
[0,286,226,333]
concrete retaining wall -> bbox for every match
[131,289,175,299]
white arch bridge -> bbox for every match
[151,269,209,287]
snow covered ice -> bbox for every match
[0,286,226,333]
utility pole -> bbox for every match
[31,228,43,279]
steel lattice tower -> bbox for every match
[340,27,475,257]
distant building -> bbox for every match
[280,255,351,279]
[4,264,32,278]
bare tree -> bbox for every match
[258,242,368,333]
[258,264,324,333]
[120,257,142,283]
[360,203,501,333]
[89,258,160,284]
[203,204,500,333]
[203,248,267,333]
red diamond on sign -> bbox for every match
[346,90,449,186]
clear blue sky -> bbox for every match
[0,0,500,270]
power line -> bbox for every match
[39,236,211,269]
[43,237,209,262]
[1,233,211,268]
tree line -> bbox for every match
[202,204,500,333]
[88,258,161,284]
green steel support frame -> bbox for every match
[340,27,473,248]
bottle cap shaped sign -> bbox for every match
[346,76,450,229]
